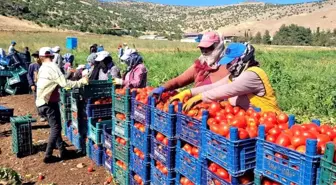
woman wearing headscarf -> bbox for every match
[150,31,229,102]
[89,51,121,81]
[113,49,147,88]
[182,42,281,113]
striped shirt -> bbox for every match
[36,61,85,107]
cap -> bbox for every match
[31,51,39,57]
[52,46,61,53]
[120,49,136,61]
[219,43,247,65]
[95,51,110,62]
[11,41,16,45]
[198,32,220,48]
[39,47,54,57]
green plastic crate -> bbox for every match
[0,70,12,77]
[88,117,112,144]
[113,158,129,185]
[4,82,17,95]
[112,135,129,164]
[10,115,36,157]
[319,143,336,185]
[81,79,113,99]
[112,114,130,139]
[60,88,72,106]
[112,85,131,114]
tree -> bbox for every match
[262,30,271,45]
[253,32,262,44]
[272,24,312,46]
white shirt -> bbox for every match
[36,61,85,107]
[8,45,15,55]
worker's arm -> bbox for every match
[54,66,86,88]
[162,64,195,91]
[201,71,264,102]
[190,75,229,96]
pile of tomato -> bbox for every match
[92,97,112,105]
[116,160,127,170]
[116,113,127,121]
[155,132,169,145]
[134,122,146,133]
[133,173,144,185]
[132,87,155,106]
[261,177,281,185]
[105,149,112,157]
[115,136,127,146]
[155,160,169,175]
[179,176,195,185]
[182,143,199,158]
[265,122,336,155]
[133,147,145,160]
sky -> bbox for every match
[139,0,319,6]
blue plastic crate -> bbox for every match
[112,85,131,114]
[130,145,150,181]
[130,170,150,185]
[177,103,208,147]
[89,139,104,166]
[202,127,256,176]
[86,139,91,158]
[150,159,175,185]
[114,158,130,185]
[151,131,176,169]
[102,124,113,150]
[88,117,112,144]
[255,125,321,185]
[66,125,73,143]
[150,97,176,138]
[131,91,151,125]
[86,98,112,118]
[176,172,203,185]
[202,162,254,185]
[72,128,85,151]
[130,120,151,154]
[104,149,114,173]
[176,140,202,185]
[0,105,14,122]
[112,114,130,139]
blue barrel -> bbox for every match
[66,37,78,50]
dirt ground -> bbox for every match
[0,94,114,185]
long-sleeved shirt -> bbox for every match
[36,61,85,107]
[163,63,229,91]
[27,63,40,87]
[123,63,147,88]
[191,71,265,110]
[98,66,121,80]
[8,45,15,55]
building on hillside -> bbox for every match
[181,33,203,43]
[223,35,237,44]
[138,35,168,41]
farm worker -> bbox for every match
[35,47,88,163]
[8,41,17,55]
[27,51,47,122]
[151,31,229,97]
[89,51,121,80]
[118,44,124,62]
[182,43,281,113]
[123,43,129,50]
[52,46,63,69]
[113,49,147,88]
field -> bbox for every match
[1,31,336,123]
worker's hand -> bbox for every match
[113,78,123,85]
[80,76,89,85]
[169,89,191,103]
[149,86,165,97]
[31,85,36,91]
[183,94,203,112]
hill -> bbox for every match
[0,0,335,37]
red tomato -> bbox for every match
[218,124,230,137]
[207,118,218,126]
[208,102,222,117]
[266,135,277,143]
[216,168,229,180]
[225,106,234,115]
[237,110,246,117]
[238,129,250,140]
[296,145,306,153]
[266,115,277,125]
[291,135,306,148]
[214,179,221,185]
[162,138,168,145]
[275,134,291,147]
[278,123,288,130]
[183,144,192,152]
[318,142,327,154]
[262,179,272,185]
[156,133,165,142]
[192,147,199,158]
[246,126,258,138]
[268,127,281,137]
[233,106,241,115]
[263,121,275,133]
[326,129,336,140]
[208,163,217,173]
[320,125,331,134]
[301,131,317,139]
[246,108,255,116]
[252,112,261,120]
[277,113,289,124]
[231,117,247,128]
[317,134,331,143]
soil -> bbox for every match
[0,95,114,185]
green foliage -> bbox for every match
[272,24,313,46]
[0,168,22,185]
[252,32,262,44]
[262,30,271,45]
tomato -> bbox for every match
[296,145,306,153]
[216,168,229,180]
[237,109,246,117]
[120,138,127,145]
[291,125,302,136]
[162,138,168,145]
[215,112,226,122]
[318,142,327,154]
[213,179,221,185]
[320,125,331,134]
[207,118,218,125]
[247,116,259,127]
[265,116,277,125]
[326,129,336,140]
[263,121,275,133]
[301,131,317,139]
[208,102,222,117]
[246,126,258,138]
[262,179,272,185]
[238,129,250,140]
[278,123,288,130]
[210,124,220,135]
[233,106,240,115]
[208,163,217,173]
[317,134,330,143]
[252,112,261,120]
[305,123,321,133]
[183,144,192,153]
[291,135,306,148]
[225,106,234,115]
[277,113,289,124]
[246,108,255,116]
[268,127,281,137]
[275,134,291,147]
[180,177,187,185]
[239,176,251,184]
[218,124,230,137]
[156,133,165,142]
[192,147,199,158]
[231,117,247,128]
[266,135,277,143]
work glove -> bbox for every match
[183,94,203,112]
[169,89,191,103]
[149,86,165,97]
[80,76,89,86]
[113,78,123,85]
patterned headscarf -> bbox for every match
[227,43,259,79]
